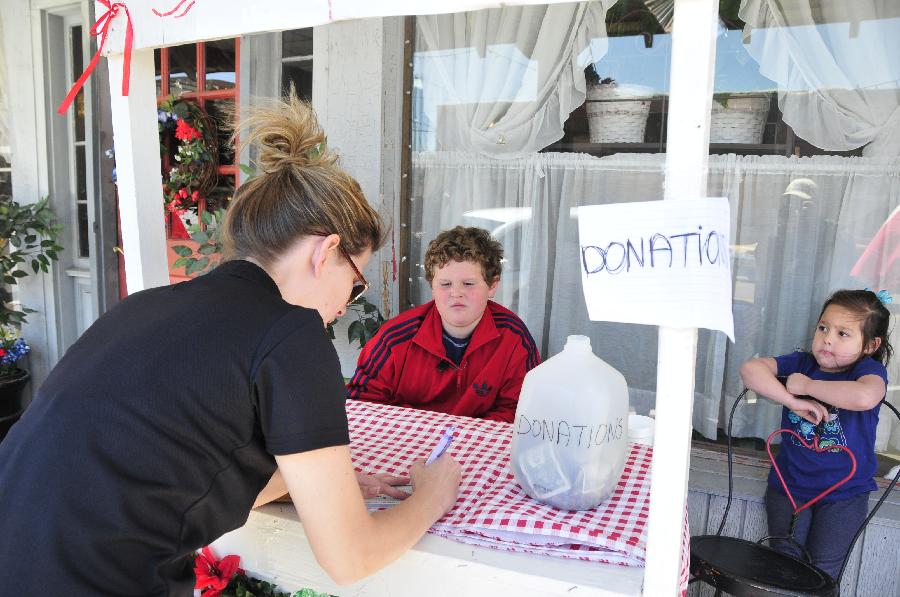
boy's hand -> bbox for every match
[785,373,811,396]
[356,471,411,499]
[788,396,829,425]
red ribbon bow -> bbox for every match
[57,0,133,115]
[194,546,244,597]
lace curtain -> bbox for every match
[409,151,900,447]
[414,0,613,157]
[739,0,900,158]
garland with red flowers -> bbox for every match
[194,546,334,597]
[157,96,219,222]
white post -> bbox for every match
[643,0,719,595]
[106,48,169,292]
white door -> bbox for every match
[44,7,101,351]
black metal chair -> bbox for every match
[689,389,900,596]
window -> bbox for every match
[155,39,240,241]
[281,29,313,100]
[405,0,900,468]
[69,25,90,260]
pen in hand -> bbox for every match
[425,425,456,465]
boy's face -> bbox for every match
[430,259,499,338]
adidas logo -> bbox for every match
[473,382,492,397]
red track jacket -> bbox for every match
[347,300,540,422]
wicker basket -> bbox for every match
[586,83,654,143]
[710,94,770,144]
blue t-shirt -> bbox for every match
[769,351,887,503]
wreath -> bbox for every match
[157,97,220,224]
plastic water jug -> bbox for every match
[510,335,629,510]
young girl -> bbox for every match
[740,289,892,580]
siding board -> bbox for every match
[856,523,900,597]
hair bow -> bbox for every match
[865,288,893,305]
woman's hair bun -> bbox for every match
[239,89,336,174]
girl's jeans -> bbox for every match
[764,485,870,580]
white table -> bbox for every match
[212,503,645,597]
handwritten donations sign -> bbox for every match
[577,197,734,340]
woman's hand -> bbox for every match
[787,396,829,425]
[409,455,461,518]
[356,471,410,499]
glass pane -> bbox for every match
[0,169,11,201]
[71,25,85,142]
[205,39,236,91]
[408,3,672,424]
[205,174,234,214]
[282,28,313,57]
[282,61,313,101]
[155,48,162,96]
[205,100,234,165]
[77,202,89,258]
[706,0,900,449]
[75,145,87,203]
[168,44,198,95]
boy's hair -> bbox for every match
[424,226,503,284]
[819,289,893,365]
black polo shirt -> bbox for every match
[0,260,349,596]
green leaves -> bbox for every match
[211,574,333,597]
[344,297,385,349]
[1,195,64,327]
[170,207,227,278]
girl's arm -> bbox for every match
[275,445,460,585]
[740,357,829,424]
[785,373,886,411]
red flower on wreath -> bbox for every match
[194,546,243,596]
[175,118,202,142]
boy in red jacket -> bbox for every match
[347,226,540,422]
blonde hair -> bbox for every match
[222,90,384,266]
[424,226,503,284]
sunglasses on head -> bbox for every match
[336,244,369,306]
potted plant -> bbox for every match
[0,195,63,439]
[171,207,227,277]
[584,65,654,143]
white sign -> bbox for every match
[577,198,734,340]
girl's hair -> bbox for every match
[819,289,893,365]
[424,226,503,284]
[222,90,385,267]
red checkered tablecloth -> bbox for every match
[347,400,690,595]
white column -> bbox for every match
[643,0,719,595]
[106,48,169,292]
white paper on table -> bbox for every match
[577,197,734,341]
